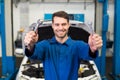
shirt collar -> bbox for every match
[50,36,73,46]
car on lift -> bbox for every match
[16,19,101,80]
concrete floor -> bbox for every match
[106,57,113,80]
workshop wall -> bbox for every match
[13,2,95,41]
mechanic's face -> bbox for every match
[52,16,70,39]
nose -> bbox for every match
[59,24,64,29]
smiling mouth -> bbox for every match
[58,31,64,33]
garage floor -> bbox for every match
[106,57,113,80]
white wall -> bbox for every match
[108,3,114,41]
[106,2,114,57]
[13,2,95,41]
[29,3,95,23]
[12,2,114,41]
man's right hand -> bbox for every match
[24,31,38,50]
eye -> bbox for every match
[62,23,67,26]
[54,23,59,26]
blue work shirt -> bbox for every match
[28,37,97,80]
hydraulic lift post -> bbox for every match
[0,0,7,76]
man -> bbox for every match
[24,11,103,80]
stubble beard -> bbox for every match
[55,30,68,39]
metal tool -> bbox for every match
[87,22,94,35]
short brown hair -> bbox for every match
[52,11,69,23]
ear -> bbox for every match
[68,23,70,28]
[52,23,54,29]
[69,23,70,26]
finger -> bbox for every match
[94,41,103,49]
[26,32,37,40]
[91,38,103,49]
[88,35,93,46]
[27,31,36,37]
[24,39,31,45]
[93,37,102,44]
[92,35,102,43]
[92,34,99,39]
[93,38,102,44]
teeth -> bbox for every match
[59,31,63,33]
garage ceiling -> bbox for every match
[14,0,95,3]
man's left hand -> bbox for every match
[88,34,103,53]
